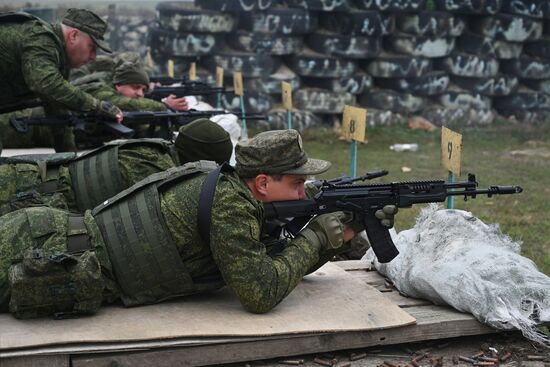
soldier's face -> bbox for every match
[257,174,307,203]
[66,30,97,68]
[115,84,147,98]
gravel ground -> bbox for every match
[223,332,549,367]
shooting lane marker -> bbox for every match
[167,59,174,78]
[145,51,154,68]
[282,81,293,129]
[216,67,224,109]
[189,62,197,81]
[342,105,367,178]
[233,71,247,141]
[441,126,463,209]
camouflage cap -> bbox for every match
[175,118,233,165]
[62,8,112,53]
[235,129,331,178]
[112,62,150,87]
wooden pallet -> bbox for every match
[1,260,497,367]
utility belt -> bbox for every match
[8,212,104,319]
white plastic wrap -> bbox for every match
[364,205,550,347]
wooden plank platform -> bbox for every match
[1,260,498,367]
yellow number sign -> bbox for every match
[189,62,197,81]
[167,59,174,78]
[341,105,367,143]
[441,126,462,176]
[233,72,244,96]
[282,81,293,110]
[216,67,224,88]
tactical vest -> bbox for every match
[91,160,219,307]
[1,152,77,195]
[69,138,178,212]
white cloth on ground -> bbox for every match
[363,204,550,347]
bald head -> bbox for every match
[61,24,97,68]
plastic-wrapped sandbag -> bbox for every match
[364,204,550,347]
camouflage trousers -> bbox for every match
[0,207,119,314]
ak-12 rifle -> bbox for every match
[120,109,266,139]
[145,81,233,101]
[9,114,135,139]
[264,173,523,263]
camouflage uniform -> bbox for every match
[0,9,116,151]
[0,130,346,317]
[0,143,175,215]
[0,119,233,215]
[0,12,105,115]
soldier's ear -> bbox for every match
[67,28,79,44]
[255,174,270,196]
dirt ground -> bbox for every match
[227,332,549,367]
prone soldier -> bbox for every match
[0,129,396,318]
[0,118,233,215]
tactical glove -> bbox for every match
[95,100,122,119]
[374,205,398,228]
[299,212,347,251]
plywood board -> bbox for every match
[1,148,55,157]
[0,263,415,351]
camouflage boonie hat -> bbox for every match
[235,129,331,178]
[62,8,112,53]
[113,62,150,87]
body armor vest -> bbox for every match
[69,138,177,212]
[91,160,218,306]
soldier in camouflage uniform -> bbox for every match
[0,118,232,215]
[0,129,399,318]
[0,8,124,151]
[74,59,189,113]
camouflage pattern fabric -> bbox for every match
[90,85,166,112]
[160,171,325,313]
[0,144,176,215]
[0,107,61,149]
[0,19,98,113]
[0,170,340,316]
[0,207,116,312]
[88,85,167,139]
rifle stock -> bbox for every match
[264,173,523,263]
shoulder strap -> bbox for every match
[197,163,233,245]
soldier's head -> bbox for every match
[113,62,150,98]
[61,8,112,68]
[235,129,331,203]
[174,118,233,165]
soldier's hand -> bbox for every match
[163,94,189,111]
[375,205,398,228]
[301,212,348,251]
[96,100,123,122]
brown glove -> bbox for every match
[95,100,122,119]
[299,212,347,251]
[375,205,399,228]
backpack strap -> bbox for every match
[197,164,233,245]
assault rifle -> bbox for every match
[121,110,266,139]
[146,81,233,101]
[149,76,188,85]
[264,173,523,263]
[9,114,135,139]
